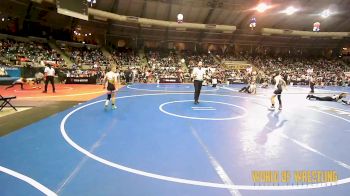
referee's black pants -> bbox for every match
[44,76,55,92]
[310,82,315,93]
[194,80,203,102]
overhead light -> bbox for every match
[282,6,298,15]
[87,0,96,7]
[256,3,269,13]
[321,9,331,18]
[313,22,320,32]
[88,33,91,35]
[177,13,183,23]
[343,48,347,50]
[1,18,4,22]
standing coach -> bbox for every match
[192,61,205,104]
[43,64,55,93]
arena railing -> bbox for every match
[87,8,350,39]
[88,8,236,33]
[262,28,350,39]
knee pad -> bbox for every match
[107,94,112,100]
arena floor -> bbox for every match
[1,83,350,196]
[0,84,106,136]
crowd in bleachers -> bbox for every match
[0,34,349,87]
[184,51,216,68]
[143,50,182,80]
[65,46,109,67]
[249,56,349,86]
[146,50,180,68]
[0,39,64,66]
[210,53,350,86]
[218,54,246,62]
[111,49,141,67]
[109,50,349,87]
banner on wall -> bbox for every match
[0,65,21,77]
[224,61,251,70]
[0,65,21,84]
[226,64,251,70]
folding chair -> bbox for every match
[0,95,17,111]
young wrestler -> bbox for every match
[341,99,350,105]
[239,82,257,94]
[5,77,27,90]
[5,77,41,90]
[306,93,347,102]
[270,73,287,110]
[103,68,118,110]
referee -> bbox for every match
[43,64,55,93]
[192,61,205,104]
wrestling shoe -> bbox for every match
[104,104,108,111]
[269,105,275,110]
[112,105,117,110]
[278,106,282,110]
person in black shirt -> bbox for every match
[124,68,131,84]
